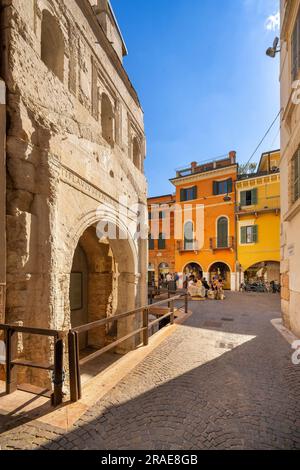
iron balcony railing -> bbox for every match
[210,236,235,251]
[177,240,199,252]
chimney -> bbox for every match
[229,151,236,164]
[191,161,197,173]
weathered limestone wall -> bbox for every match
[0,79,6,324]
[0,0,147,386]
[280,0,300,337]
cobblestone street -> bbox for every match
[0,293,300,450]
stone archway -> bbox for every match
[184,263,203,279]
[209,262,231,290]
[67,214,139,356]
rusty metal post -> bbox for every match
[68,331,80,403]
[74,331,82,400]
[5,328,17,394]
[51,337,64,407]
[143,308,149,346]
[185,292,188,314]
[170,301,175,325]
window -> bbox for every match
[292,148,300,203]
[241,225,258,244]
[148,234,155,250]
[184,221,194,250]
[41,10,64,82]
[292,9,300,81]
[180,186,197,202]
[101,93,114,146]
[133,137,140,170]
[213,178,233,196]
[159,211,165,219]
[148,212,152,220]
[240,188,258,206]
[217,217,228,248]
[158,233,166,250]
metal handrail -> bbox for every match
[0,323,64,406]
[68,293,188,403]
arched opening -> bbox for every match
[184,263,203,279]
[209,262,231,290]
[101,93,114,146]
[217,217,229,248]
[133,137,141,170]
[184,221,194,250]
[244,261,280,285]
[69,223,137,377]
[41,10,64,82]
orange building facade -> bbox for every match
[148,194,176,285]
[148,152,238,290]
[170,152,238,290]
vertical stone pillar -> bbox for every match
[0,80,6,324]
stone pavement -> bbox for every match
[0,292,299,450]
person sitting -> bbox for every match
[188,278,206,298]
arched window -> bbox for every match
[184,221,194,250]
[133,137,141,170]
[41,10,64,82]
[101,93,114,146]
[217,217,228,248]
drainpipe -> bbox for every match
[0,78,6,323]
[234,173,239,292]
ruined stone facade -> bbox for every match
[0,0,147,385]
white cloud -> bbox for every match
[265,11,280,31]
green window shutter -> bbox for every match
[251,188,258,205]
[180,189,185,202]
[213,181,218,195]
[193,186,198,200]
[241,226,247,244]
[227,178,233,193]
[240,191,246,206]
[252,225,258,243]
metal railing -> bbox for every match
[177,240,199,252]
[68,293,188,403]
[0,324,65,406]
[210,236,235,251]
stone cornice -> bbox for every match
[236,172,280,188]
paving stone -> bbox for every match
[0,293,299,450]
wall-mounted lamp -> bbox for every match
[266,37,280,58]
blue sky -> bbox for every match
[112,0,280,197]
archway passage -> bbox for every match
[70,226,118,353]
[244,261,280,284]
[209,262,231,290]
[69,223,137,372]
[184,263,203,279]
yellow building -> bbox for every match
[236,150,281,286]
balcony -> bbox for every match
[174,153,236,179]
[236,197,280,216]
[210,236,235,251]
[177,241,199,253]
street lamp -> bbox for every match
[223,194,231,202]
